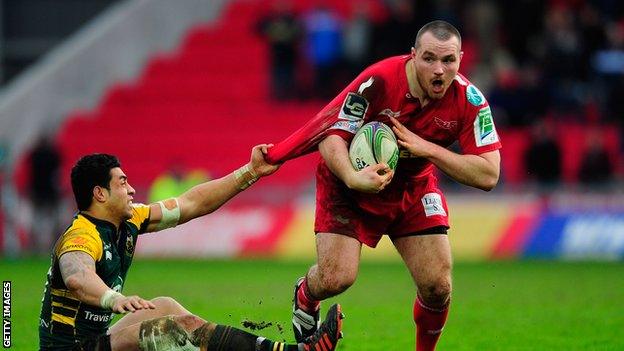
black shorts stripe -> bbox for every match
[402,225,449,237]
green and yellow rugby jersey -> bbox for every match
[39,205,150,350]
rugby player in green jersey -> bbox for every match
[39,144,343,351]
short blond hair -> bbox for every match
[414,20,461,49]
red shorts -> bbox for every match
[314,162,450,247]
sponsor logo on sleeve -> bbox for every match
[329,120,363,134]
[473,106,499,147]
[421,193,447,217]
[64,244,93,254]
[69,236,88,245]
[339,92,369,121]
[466,84,485,106]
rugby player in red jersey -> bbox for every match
[266,20,501,350]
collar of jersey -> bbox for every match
[399,55,412,99]
[78,212,119,232]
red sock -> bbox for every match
[297,279,320,313]
[413,295,449,351]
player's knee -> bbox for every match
[150,296,187,315]
[172,314,206,332]
[420,278,452,306]
[138,316,197,351]
[318,268,356,295]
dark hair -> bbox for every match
[414,20,461,49]
[70,154,120,211]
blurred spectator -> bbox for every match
[466,1,498,59]
[592,22,624,122]
[578,2,607,82]
[541,5,585,116]
[489,64,548,127]
[372,0,421,60]
[28,136,61,254]
[498,1,545,65]
[430,0,462,25]
[257,0,301,101]
[524,120,562,187]
[343,1,374,77]
[578,129,614,185]
[302,4,344,99]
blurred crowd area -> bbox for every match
[257,0,624,125]
[257,0,624,188]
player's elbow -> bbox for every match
[478,174,499,192]
[64,274,84,293]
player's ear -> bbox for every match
[459,51,464,62]
[93,186,108,203]
[411,47,416,58]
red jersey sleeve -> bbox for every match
[266,68,385,164]
[457,83,502,155]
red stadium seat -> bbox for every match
[56,0,323,195]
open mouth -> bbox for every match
[431,79,444,93]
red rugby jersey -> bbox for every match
[267,55,501,179]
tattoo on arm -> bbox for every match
[59,251,96,281]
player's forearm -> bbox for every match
[64,269,115,307]
[319,135,358,188]
[60,252,120,307]
[174,145,278,225]
[177,172,246,224]
[426,145,499,191]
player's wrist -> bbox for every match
[100,289,123,310]
[234,164,258,190]
[421,141,440,159]
[342,169,360,190]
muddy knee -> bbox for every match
[138,316,200,351]
[172,314,205,332]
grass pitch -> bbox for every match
[2,258,623,350]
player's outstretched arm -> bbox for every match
[319,135,394,193]
[145,144,280,232]
[59,251,155,313]
[390,117,500,191]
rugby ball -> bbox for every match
[349,121,399,171]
